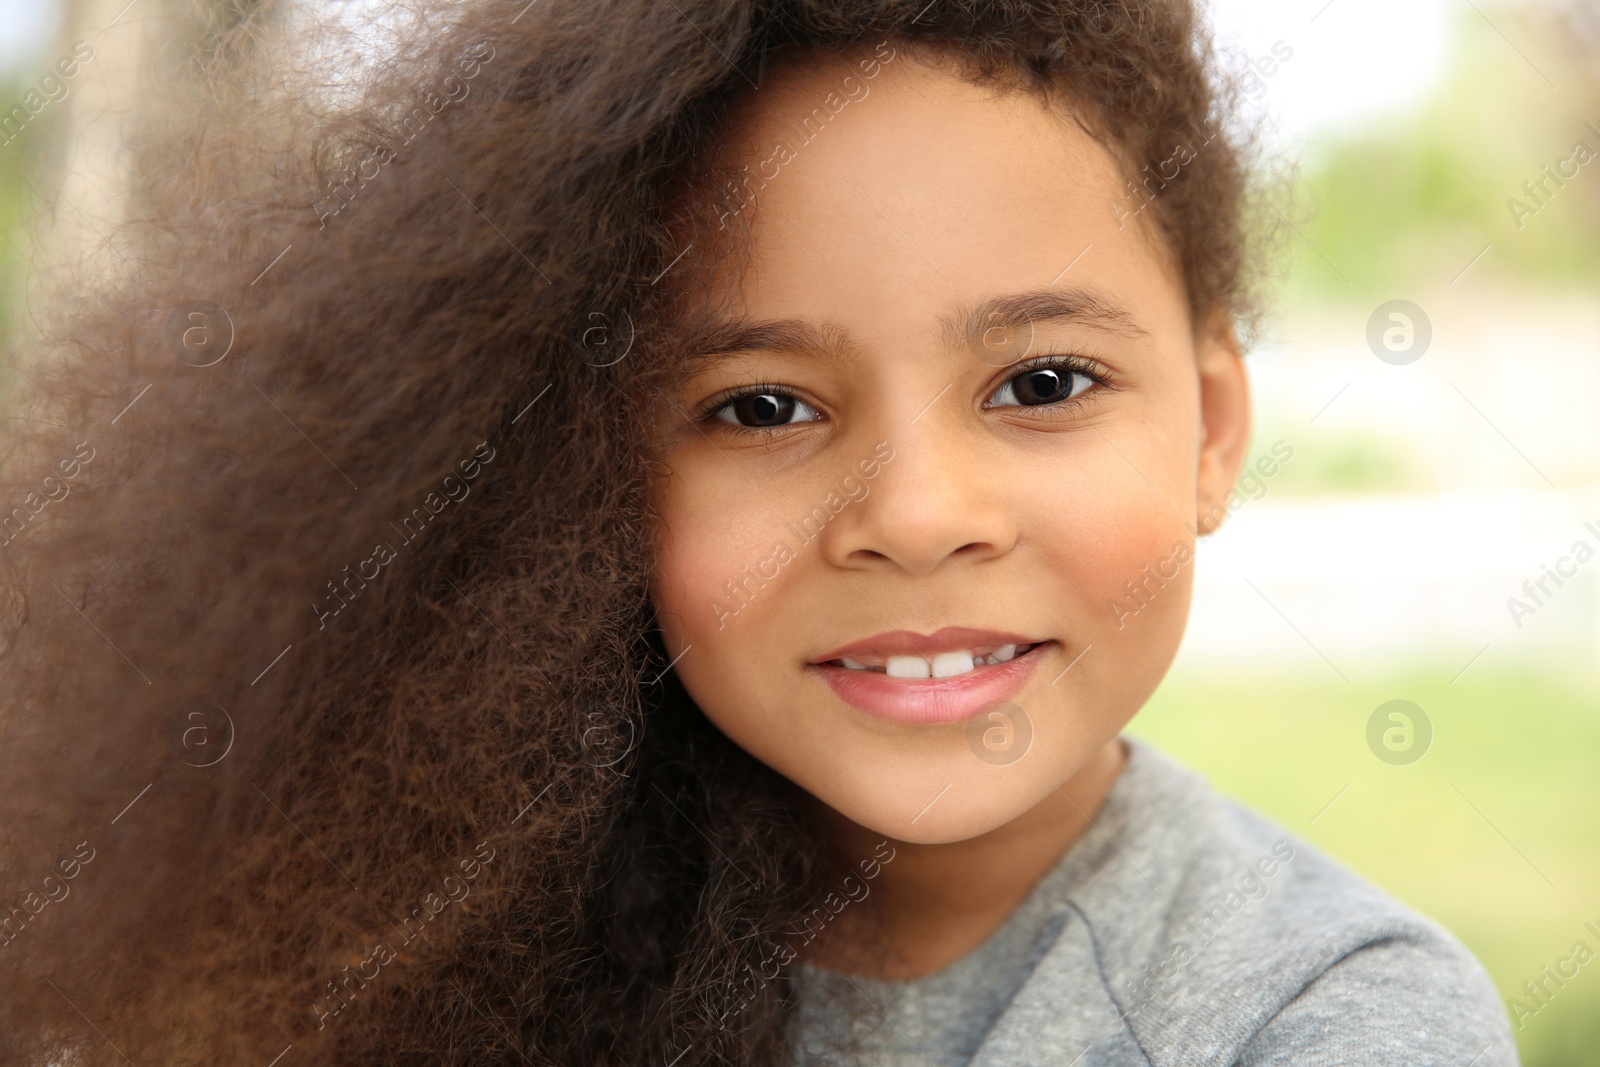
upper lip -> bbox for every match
[809,626,1047,664]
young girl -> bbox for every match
[0,0,1518,1064]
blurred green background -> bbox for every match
[1132,2,1600,1063]
[3,0,1598,1062]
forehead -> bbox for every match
[678,42,1188,343]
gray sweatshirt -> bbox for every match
[787,734,1519,1066]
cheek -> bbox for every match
[647,461,816,769]
[1012,430,1198,708]
[647,458,803,673]
[1066,389,1201,625]
[648,470,719,644]
[1051,500,1191,622]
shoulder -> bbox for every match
[1052,737,1520,1065]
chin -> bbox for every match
[821,764,1063,845]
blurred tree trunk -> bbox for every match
[33,0,274,301]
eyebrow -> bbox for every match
[680,285,1151,371]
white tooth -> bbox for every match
[886,655,932,679]
[931,650,976,678]
[841,658,868,670]
[991,643,1018,664]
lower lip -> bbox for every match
[808,642,1053,725]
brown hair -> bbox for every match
[0,1,1273,1063]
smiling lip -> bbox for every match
[810,626,1044,664]
[808,627,1053,725]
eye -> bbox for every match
[708,389,821,430]
[987,356,1105,409]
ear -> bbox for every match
[1193,312,1251,537]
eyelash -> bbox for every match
[694,354,1113,435]
[982,354,1112,412]
[692,387,803,438]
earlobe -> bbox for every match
[1193,313,1252,537]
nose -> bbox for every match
[820,420,1017,577]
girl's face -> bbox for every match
[647,45,1250,845]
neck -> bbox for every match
[798,736,1129,980]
